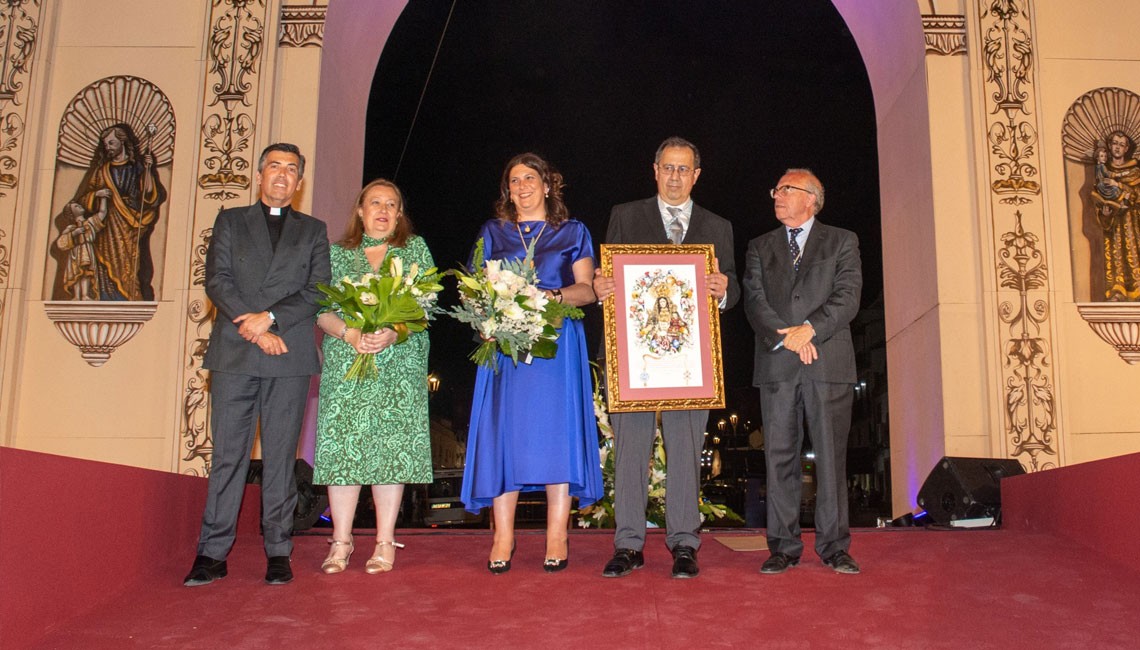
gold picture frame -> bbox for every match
[601,243,725,412]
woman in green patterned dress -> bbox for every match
[313,179,434,574]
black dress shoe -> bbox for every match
[823,550,861,574]
[760,552,800,574]
[265,556,293,585]
[543,539,569,573]
[487,543,516,575]
[601,548,644,578]
[670,545,699,579]
[183,555,227,587]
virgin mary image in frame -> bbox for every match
[601,243,724,412]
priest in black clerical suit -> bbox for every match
[184,143,331,587]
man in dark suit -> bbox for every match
[743,168,862,575]
[184,143,331,586]
[593,137,739,579]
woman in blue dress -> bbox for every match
[461,152,602,573]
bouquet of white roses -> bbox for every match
[317,256,443,381]
[448,237,583,372]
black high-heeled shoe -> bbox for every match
[487,542,516,575]
[543,539,569,573]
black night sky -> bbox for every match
[360,0,881,428]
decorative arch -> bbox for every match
[313,0,937,514]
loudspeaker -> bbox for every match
[916,456,1025,524]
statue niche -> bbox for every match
[1062,87,1140,364]
[41,76,176,367]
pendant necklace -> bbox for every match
[516,220,547,251]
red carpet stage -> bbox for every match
[3,447,1140,649]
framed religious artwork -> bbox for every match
[600,243,725,412]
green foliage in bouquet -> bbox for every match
[448,237,583,372]
[317,257,442,380]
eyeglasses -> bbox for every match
[658,164,694,177]
[769,185,810,198]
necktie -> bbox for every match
[666,207,684,245]
[788,227,803,271]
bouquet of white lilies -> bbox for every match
[317,256,442,380]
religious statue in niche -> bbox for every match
[1060,87,1140,303]
[44,76,175,302]
[1087,131,1140,301]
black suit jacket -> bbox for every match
[605,197,740,310]
[203,203,331,377]
[743,221,861,385]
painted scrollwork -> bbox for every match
[981,0,1039,203]
[997,212,1056,471]
[181,227,215,476]
[0,0,38,104]
[0,0,41,197]
[0,227,8,321]
[976,1,1059,470]
[199,0,265,200]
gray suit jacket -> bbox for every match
[743,221,861,385]
[605,197,740,310]
[202,203,331,377]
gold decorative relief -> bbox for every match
[980,0,1039,204]
[923,14,967,56]
[976,0,1060,470]
[199,0,265,201]
[280,4,326,48]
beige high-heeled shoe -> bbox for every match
[321,537,354,574]
[365,540,405,574]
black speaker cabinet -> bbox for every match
[916,456,1025,524]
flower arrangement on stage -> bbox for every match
[448,238,583,372]
[317,256,443,381]
[576,363,742,528]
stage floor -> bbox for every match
[30,527,1140,649]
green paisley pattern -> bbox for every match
[313,236,434,486]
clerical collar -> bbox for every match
[260,202,289,218]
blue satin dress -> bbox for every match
[460,218,603,512]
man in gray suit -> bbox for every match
[593,137,739,578]
[743,168,862,575]
[184,143,331,586]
